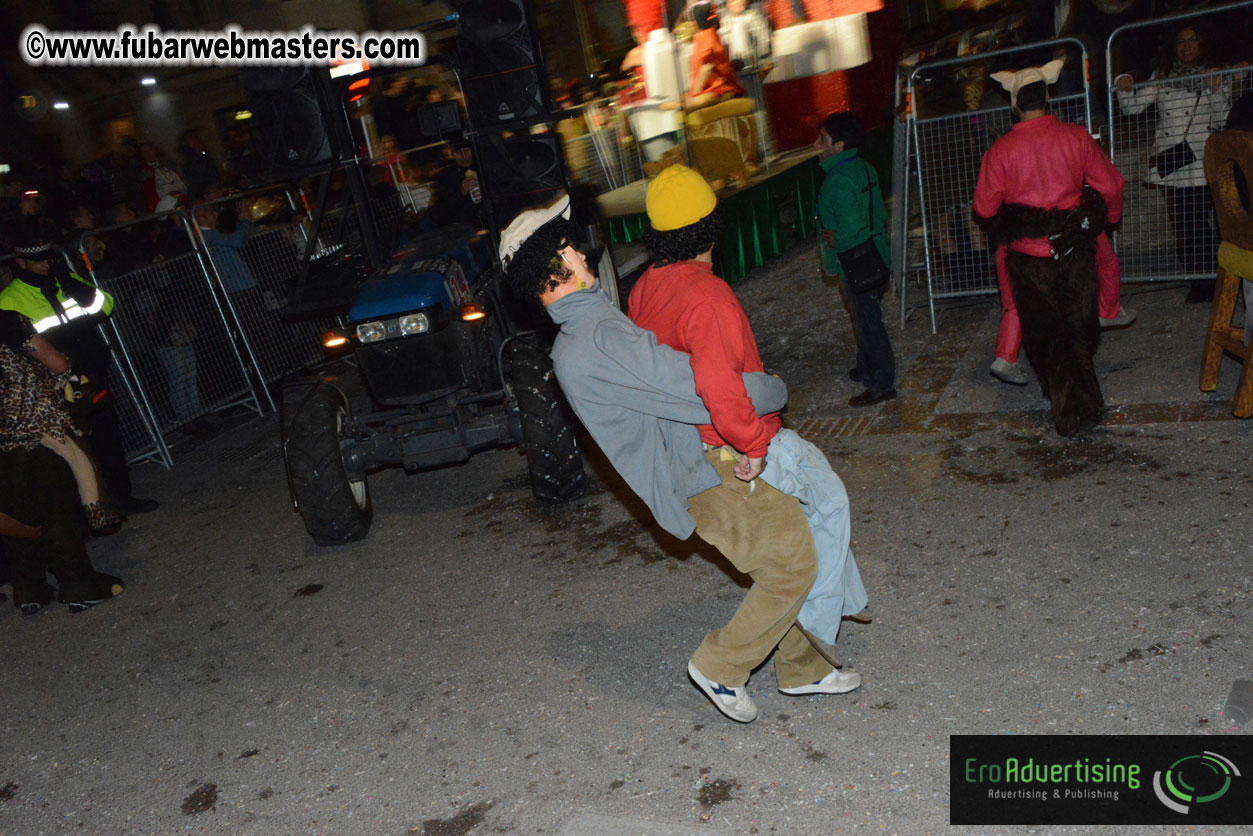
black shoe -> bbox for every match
[123,497,159,514]
[848,367,861,383]
[14,582,55,615]
[848,389,897,407]
[62,573,126,613]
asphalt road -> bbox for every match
[1,243,1249,836]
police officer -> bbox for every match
[0,230,159,514]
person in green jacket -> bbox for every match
[815,113,896,407]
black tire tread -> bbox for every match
[508,337,587,503]
[283,385,373,545]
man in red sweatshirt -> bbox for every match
[629,164,856,723]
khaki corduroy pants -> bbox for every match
[687,449,831,689]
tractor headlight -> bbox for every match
[356,321,386,343]
[398,313,429,335]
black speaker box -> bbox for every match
[456,0,551,129]
[239,68,335,179]
[416,100,464,138]
[476,133,566,222]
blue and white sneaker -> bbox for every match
[688,661,758,723]
[779,668,861,696]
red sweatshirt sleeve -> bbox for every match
[679,297,775,458]
[972,148,1004,221]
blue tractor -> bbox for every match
[263,17,592,545]
[281,225,586,545]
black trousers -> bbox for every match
[0,446,95,604]
[838,278,896,395]
[1006,247,1104,436]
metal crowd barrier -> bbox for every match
[190,185,342,404]
[1106,0,1253,283]
[564,100,646,192]
[298,166,412,258]
[18,164,432,467]
[901,37,1093,333]
[369,140,442,214]
[77,213,263,462]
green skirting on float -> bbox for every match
[607,156,820,283]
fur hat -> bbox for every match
[645,164,717,232]
[990,59,1064,108]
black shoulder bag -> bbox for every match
[1150,90,1203,179]
[836,163,890,294]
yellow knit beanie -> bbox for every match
[645,164,717,231]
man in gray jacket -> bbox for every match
[499,194,866,723]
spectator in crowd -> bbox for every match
[15,188,59,247]
[499,189,866,724]
[430,144,481,227]
[1115,22,1231,301]
[222,127,262,187]
[106,137,148,211]
[178,130,222,201]
[195,200,258,296]
[377,135,415,186]
[372,75,417,147]
[194,198,287,377]
[64,205,105,273]
[815,113,896,407]
[1,310,126,614]
[0,228,160,514]
[974,60,1125,436]
[94,204,150,277]
[138,142,187,214]
[47,162,93,225]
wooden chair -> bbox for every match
[1199,130,1253,417]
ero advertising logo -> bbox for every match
[1152,751,1240,814]
[951,735,1252,825]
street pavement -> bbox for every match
[1,242,1249,836]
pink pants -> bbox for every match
[995,232,1121,364]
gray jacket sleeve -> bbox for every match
[590,317,787,422]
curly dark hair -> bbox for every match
[500,217,583,302]
[641,207,724,267]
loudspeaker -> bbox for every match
[239,68,335,178]
[476,133,566,223]
[416,100,464,138]
[456,0,551,129]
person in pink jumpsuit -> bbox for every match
[973,60,1127,435]
[992,234,1135,385]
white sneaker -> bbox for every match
[989,357,1028,386]
[1099,306,1136,328]
[688,661,758,723]
[779,668,862,696]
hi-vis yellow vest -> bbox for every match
[0,273,114,334]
